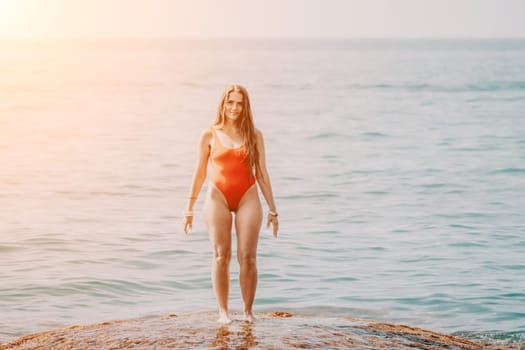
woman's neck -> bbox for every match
[221,120,240,133]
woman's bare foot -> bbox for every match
[218,310,232,324]
[243,312,257,323]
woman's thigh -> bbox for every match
[204,186,233,255]
[235,186,262,258]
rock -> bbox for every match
[0,312,521,349]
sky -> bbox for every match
[0,0,524,39]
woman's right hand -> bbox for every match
[183,216,193,234]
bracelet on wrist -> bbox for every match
[268,211,278,217]
[183,210,194,217]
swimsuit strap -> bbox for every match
[211,126,244,151]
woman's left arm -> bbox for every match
[255,129,279,237]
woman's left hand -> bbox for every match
[183,216,193,235]
[266,214,279,238]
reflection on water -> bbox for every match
[212,323,256,349]
[239,323,257,348]
[212,325,231,349]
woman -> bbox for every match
[183,84,279,324]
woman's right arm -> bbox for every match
[183,129,212,234]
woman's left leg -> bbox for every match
[235,185,263,322]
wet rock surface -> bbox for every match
[1,312,523,349]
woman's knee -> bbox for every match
[237,252,257,267]
[213,248,231,266]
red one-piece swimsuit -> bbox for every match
[210,127,256,211]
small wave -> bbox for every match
[0,245,21,253]
[453,330,525,344]
[398,256,448,263]
[350,169,384,174]
[449,224,477,229]
[361,132,388,138]
[500,265,525,271]
[308,132,344,140]
[145,249,193,258]
[435,212,490,219]
[466,96,525,103]
[465,81,525,92]
[321,276,359,283]
[263,82,313,90]
[448,241,486,248]
[281,192,338,200]
[364,191,389,195]
[420,183,447,188]
[488,168,525,174]
[21,237,67,246]
[87,191,130,197]
[349,83,432,91]
[121,184,145,189]
[282,176,303,181]
[449,146,489,152]
[497,292,525,298]
[348,81,525,93]
[59,278,159,297]
[444,189,466,194]
[162,163,178,168]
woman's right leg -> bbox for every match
[204,185,233,323]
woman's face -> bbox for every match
[224,91,243,122]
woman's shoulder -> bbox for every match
[254,128,265,141]
[198,127,214,143]
[202,126,216,136]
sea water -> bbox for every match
[1,38,524,343]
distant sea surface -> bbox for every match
[1,38,524,343]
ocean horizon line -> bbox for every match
[1,36,525,41]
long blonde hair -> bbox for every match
[213,84,260,175]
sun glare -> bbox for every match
[0,0,26,37]
[0,0,18,18]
